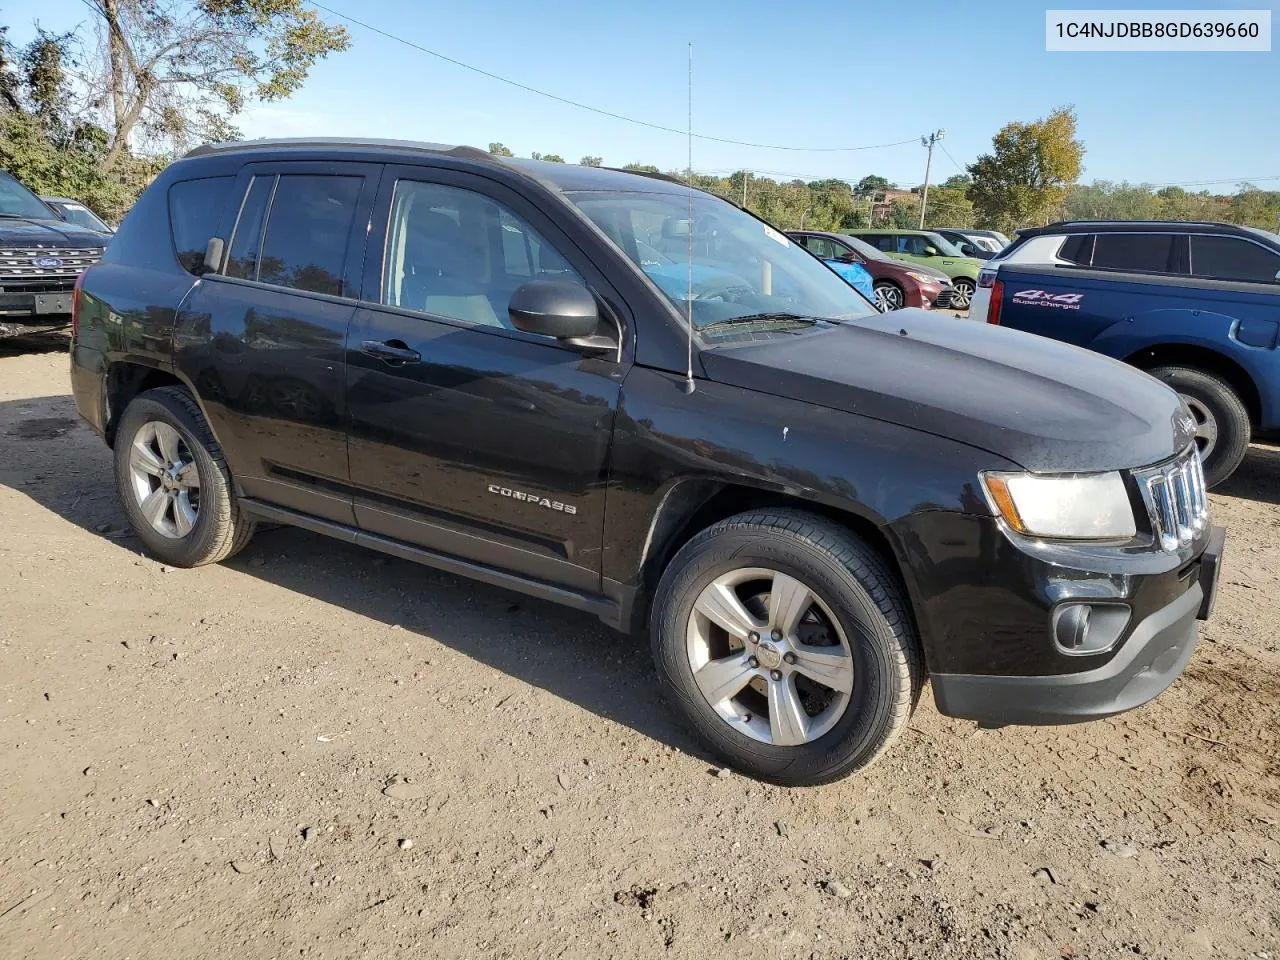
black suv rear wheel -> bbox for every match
[113,386,256,566]
[650,510,921,785]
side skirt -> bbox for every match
[239,498,634,631]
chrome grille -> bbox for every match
[1135,446,1208,551]
[933,288,954,309]
[0,247,103,278]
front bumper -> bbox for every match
[931,525,1224,725]
[0,289,74,336]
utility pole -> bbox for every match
[799,206,812,229]
[918,129,945,229]
[742,171,749,208]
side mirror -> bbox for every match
[202,236,225,274]
[1275,269,1280,282]
[924,245,940,257]
[509,279,601,340]
[836,251,859,263]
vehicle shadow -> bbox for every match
[1216,442,1280,508]
[0,331,70,357]
[0,392,711,763]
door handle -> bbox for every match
[361,339,421,364]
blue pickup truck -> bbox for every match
[970,220,1280,487]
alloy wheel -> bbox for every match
[874,283,902,312]
[1183,395,1219,462]
[127,421,202,539]
[950,280,974,310]
[685,567,855,747]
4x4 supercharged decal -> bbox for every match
[488,484,578,515]
[1011,289,1084,310]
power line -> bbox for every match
[305,1,924,154]
[1145,174,1280,188]
[939,144,967,175]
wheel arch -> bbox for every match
[1123,342,1261,426]
[627,479,919,638]
[104,361,184,446]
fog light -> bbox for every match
[1051,603,1131,656]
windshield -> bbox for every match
[842,235,889,261]
[922,232,965,257]
[568,189,877,336]
[48,201,111,233]
[0,174,58,220]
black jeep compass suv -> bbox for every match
[68,139,1224,785]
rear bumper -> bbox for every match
[0,290,74,335]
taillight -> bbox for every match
[977,267,998,288]
[987,279,1004,325]
[70,270,86,339]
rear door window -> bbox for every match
[257,175,363,296]
[1091,233,1179,273]
[168,176,234,273]
[870,235,897,253]
[1058,234,1094,265]
[1190,235,1280,283]
[804,236,839,258]
[223,174,363,297]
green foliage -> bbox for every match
[942,173,971,190]
[854,174,893,196]
[84,0,350,168]
[921,186,974,228]
[1061,180,1278,229]
[0,27,160,221]
[968,106,1085,232]
[531,152,564,162]
[886,197,921,228]
[621,163,660,173]
[487,142,513,157]
[579,155,602,167]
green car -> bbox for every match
[850,230,984,309]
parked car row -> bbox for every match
[67,139,1223,785]
[0,171,109,339]
[971,218,1280,488]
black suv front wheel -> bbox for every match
[114,386,256,566]
[650,510,922,785]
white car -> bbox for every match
[969,229,1084,323]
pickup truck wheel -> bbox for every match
[873,281,903,312]
[1147,365,1250,488]
[650,510,921,786]
[113,386,256,566]
[950,278,974,310]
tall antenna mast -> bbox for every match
[683,41,696,395]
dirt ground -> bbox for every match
[2,335,1279,960]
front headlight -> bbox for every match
[906,271,940,285]
[980,471,1136,540]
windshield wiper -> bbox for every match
[697,312,819,332]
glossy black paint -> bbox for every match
[67,139,1215,718]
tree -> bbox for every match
[80,0,350,171]
[531,152,564,162]
[0,26,157,220]
[942,173,971,190]
[967,106,1084,232]
[488,142,513,157]
[887,197,921,228]
[579,155,602,167]
[854,174,893,196]
[922,186,974,228]
[622,162,660,173]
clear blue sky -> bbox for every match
[6,0,1279,189]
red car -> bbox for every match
[788,231,955,312]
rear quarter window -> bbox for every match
[1190,235,1280,283]
[1091,233,1180,273]
[169,177,235,274]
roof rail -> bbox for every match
[183,137,494,163]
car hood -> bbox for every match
[894,262,950,282]
[699,309,1191,472]
[0,217,107,247]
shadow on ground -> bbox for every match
[1216,442,1280,507]
[0,391,707,761]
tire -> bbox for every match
[873,280,904,312]
[1148,365,1250,488]
[950,278,975,311]
[113,386,256,566]
[650,509,922,786]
